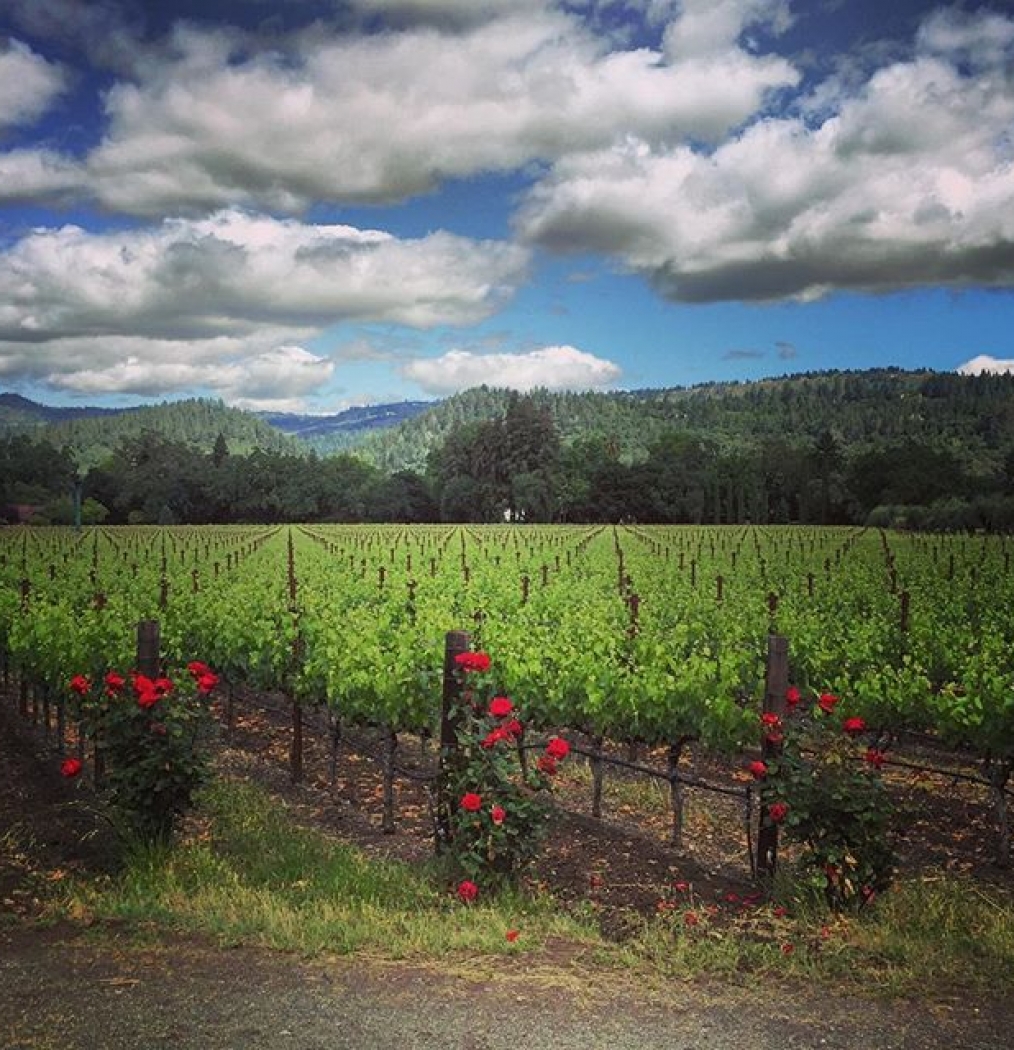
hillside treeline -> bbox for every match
[3,377,1014,529]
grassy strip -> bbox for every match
[61,778,1014,996]
[64,778,594,958]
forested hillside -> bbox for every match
[2,369,1013,529]
[34,398,299,467]
[355,369,1014,475]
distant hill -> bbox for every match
[351,368,1014,473]
[5,368,1013,476]
[258,401,433,453]
[0,396,300,469]
[0,392,123,432]
[0,391,434,463]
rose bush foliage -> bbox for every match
[445,652,569,900]
[757,690,895,909]
[64,661,218,845]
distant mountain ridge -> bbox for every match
[3,368,1013,477]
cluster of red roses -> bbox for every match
[746,688,889,827]
[61,661,218,778]
[451,650,570,905]
[68,661,217,710]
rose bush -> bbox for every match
[444,651,569,900]
[64,661,218,845]
[757,690,895,909]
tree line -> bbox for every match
[3,389,1013,530]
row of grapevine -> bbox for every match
[3,525,1011,795]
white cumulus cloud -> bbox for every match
[401,345,622,394]
[0,39,66,133]
[956,355,1014,376]
[519,7,1014,303]
[0,210,528,404]
[1,3,796,214]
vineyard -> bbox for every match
[2,522,1013,877]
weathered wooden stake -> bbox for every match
[382,728,398,834]
[435,630,471,853]
[755,634,789,882]
[136,620,161,678]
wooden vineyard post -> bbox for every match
[136,619,161,677]
[435,630,471,854]
[755,634,789,882]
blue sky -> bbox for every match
[1,0,1013,412]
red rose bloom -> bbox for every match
[104,671,125,696]
[60,757,83,778]
[760,712,781,729]
[488,696,513,718]
[195,671,218,694]
[785,686,801,708]
[187,660,211,677]
[456,880,478,903]
[865,748,886,769]
[747,760,767,779]
[454,652,491,674]
[505,929,519,943]
[842,716,866,735]
[69,674,91,696]
[491,804,506,826]
[818,692,839,713]
[503,719,523,740]
[537,755,558,776]
[768,801,789,823]
[460,792,482,812]
[545,736,570,760]
[481,727,507,749]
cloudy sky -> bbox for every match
[1,0,1013,413]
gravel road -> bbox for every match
[1,923,1009,1050]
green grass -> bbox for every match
[619,872,1014,997]
[65,778,593,958]
[60,777,1014,997]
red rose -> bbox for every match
[69,674,91,696]
[456,880,478,903]
[768,801,789,823]
[505,929,519,942]
[865,748,886,769]
[454,652,491,674]
[488,696,513,718]
[195,672,218,694]
[187,660,211,677]
[491,804,506,826]
[545,736,570,760]
[818,692,839,713]
[760,712,781,728]
[60,757,83,778]
[842,716,866,735]
[136,689,159,710]
[460,792,482,812]
[481,727,507,749]
[503,719,523,740]
[537,755,558,776]
[785,686,801,708]
[747,760,767,779]
[104,671,125,695]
